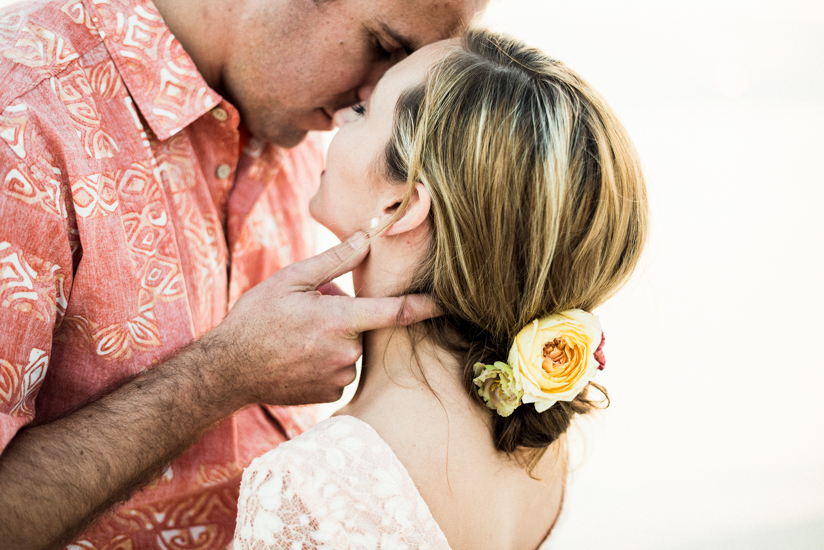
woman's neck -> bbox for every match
[341,325,471,421]
[341,232,461,416]
[338,232,502,469]
[338,321,498,454]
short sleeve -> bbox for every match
[0,119,75,452]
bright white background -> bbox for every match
[474,1,824,549]
[3,0,821,547]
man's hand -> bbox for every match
[203,232,440,409]
[0,232,439,550]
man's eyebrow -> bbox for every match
[376,20,417,53]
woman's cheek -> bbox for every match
[308,180,341,237]
[308,185,324,223]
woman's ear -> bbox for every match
[383,183,431,236]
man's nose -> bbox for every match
[355,55,398,103]
[357,84,375,103]
[333,107,356,127]
[330,57,397,125]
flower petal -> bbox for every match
[508,309,604,411]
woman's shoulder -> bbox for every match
[243,414,447,504]
[240,416,383,502]
[244,415,389,476]
[237,415,452,550]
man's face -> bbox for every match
[222,0,485,147]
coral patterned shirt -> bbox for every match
[0,0,323,548]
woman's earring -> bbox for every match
[370,217,380,229]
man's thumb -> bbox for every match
[289,232,370,290]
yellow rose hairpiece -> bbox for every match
[473,309,606,416]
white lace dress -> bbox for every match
[233,415,454,550]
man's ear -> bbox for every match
[383,183,431,236]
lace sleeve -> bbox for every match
[233,416,453,550]
[234,456,346,550]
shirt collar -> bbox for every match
[81,0,223,141]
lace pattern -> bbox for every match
[234,416,453,550]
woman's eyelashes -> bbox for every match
[351,103,366,116]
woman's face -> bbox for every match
[309,41,453,240]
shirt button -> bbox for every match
[215,163,232,180]
[211,107,229,122]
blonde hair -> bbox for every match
[380,29,648,464]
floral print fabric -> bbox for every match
[0,0,323,548]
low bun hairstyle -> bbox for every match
[380,29,648,464]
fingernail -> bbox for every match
[348,231,369,250]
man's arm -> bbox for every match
[0,235,439,550]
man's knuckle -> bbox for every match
[333,301,357,333]
[323,247,346,269]
[390,299,409,326]
[275,262,297,281]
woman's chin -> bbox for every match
[309,206,346,243]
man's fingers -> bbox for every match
[348,294,443,335]
[288,233,370,290]
[318,282,351,297]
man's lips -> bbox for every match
[320,107,335,128]
[302,108,335,132]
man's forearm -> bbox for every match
[0,235,437,550]
[0,337,243,550]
